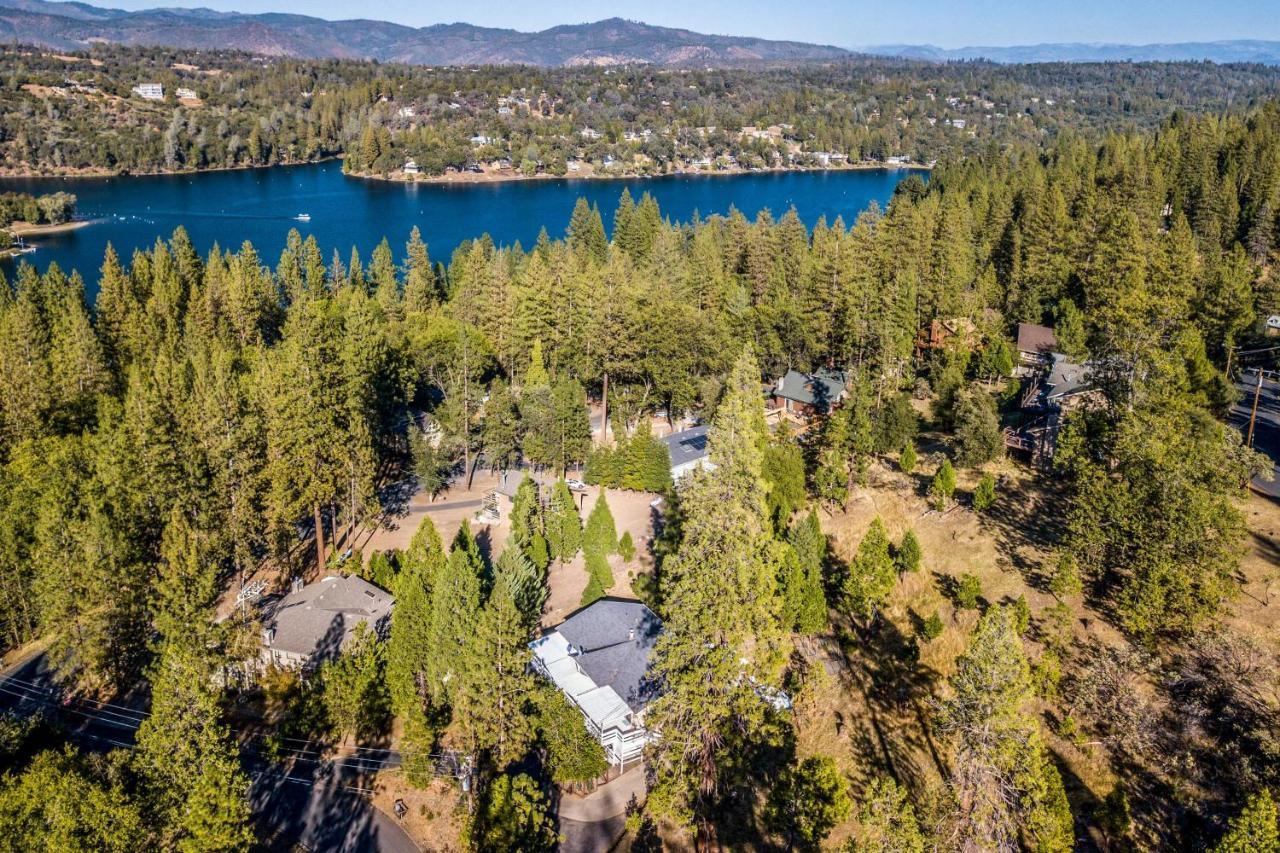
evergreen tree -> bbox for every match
[930,459,956,509]
[135,640,254,852]
[787,510,829,633]
[953,387,1003,468]
[847,777,926,853]
[844,517,896,623]
[764,754,852,851]
[645,348,784,839]
[453,575,537,766]
[895,528,922,574]
[424,522,485,703]
[321,622,389,742]
[545,480,583,564]
[1213,790,1280,853]
[937,606,1073,852]
[386,516,445,720]
[469,772,558,853]
[973,473,996,512]
[533,686,609,786]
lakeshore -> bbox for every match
[346,158,931,186]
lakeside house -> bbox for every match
[258,575,393,674]
[530,599,662,769]
[661,424,713,480]
[768,368,851,419]
[403,160,422,175]
[132,83,163,100]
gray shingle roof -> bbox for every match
[262,575,393,663]
[773,368,849,409]
[1042,352,1092,402]
[555,599,662,712]
[661,425,709,468]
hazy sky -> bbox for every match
[102,0,1280,48]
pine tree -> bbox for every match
[1213,790,1280,853]
[525,338,550,388]
[533,686,609,786]
[787,510,828,633]
[930,458,956,509]
[645,348,784,838]
[848,777,926,853]
[545,480,583,564]
[973,473,996,512]
[895,529,922,574]
[584,491,618,558]
[321,621,388,742]
[937,606,1073,852]
[844,517,896,623]
[387,516,444,719]
[764,754,852,851]
[135,640,254,851]
[452,575,537,767]
[424,522,485,703]
[495,533,547,626]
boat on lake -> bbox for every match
[294,213,311,222]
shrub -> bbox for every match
[955,573,982,610]
[922,611,944,641]
[618,531,636,562]
[930,459,956,509]
[972,473,996,512]
[895,529,922,574]
[1012,594,1030,635]
[900,443,917,474]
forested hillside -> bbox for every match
[3,43,1280,177]
[0,101,1279,849]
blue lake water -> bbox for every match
[1,162,922,298]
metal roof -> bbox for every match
[773,368,849,409]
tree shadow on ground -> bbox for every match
[980,470,1068,590]
[833,612,948,795]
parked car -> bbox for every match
[565,478,587,492]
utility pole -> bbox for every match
[1248,369,1265,448]
[1226,345,1235,381]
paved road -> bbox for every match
[0,651,418,853]
[1230,372,1280,497]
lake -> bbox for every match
[1,163,922,298]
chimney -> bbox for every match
[291,577,303,594]
[262,627,275,646]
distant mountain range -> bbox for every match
[1,0,1276,68]
[0,0,850,66]
[863,41,1280,66]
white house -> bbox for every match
[530,599,662,768]
[175,87,198,100]
[403,160,422,175]
[132,83,164,100]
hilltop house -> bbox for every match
[132,83,163,100]
[661,424,713,480]
[258,575,393,673]
[768,368,850,419]
[530,599,662,768]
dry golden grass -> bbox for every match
[370,771,464,852]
